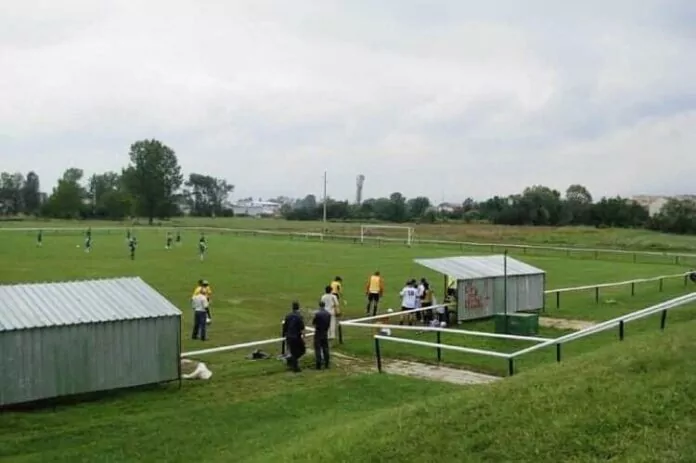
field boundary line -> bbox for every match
[3,225,696,263]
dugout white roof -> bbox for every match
[414,255,545,280]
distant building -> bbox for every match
[231,200,281,217]
[437,202,459,214]
[631,195,696,217]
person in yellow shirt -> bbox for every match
[330,276,343,299]
[192,279,213,323]
[365,271,384,316]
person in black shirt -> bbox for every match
[312,301,332,370]
[282,301,306,372]
[128,236,137,260]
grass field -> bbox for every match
[1,222,696,461]
[3,216,696,254]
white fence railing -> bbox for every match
[370,293,696,377]
[545,271,694,308]
[181,327,315,358]
[2,224,696,265]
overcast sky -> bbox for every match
[1,0,695,202]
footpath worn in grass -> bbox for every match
[2,315,695,462]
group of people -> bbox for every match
[191,279,213,341]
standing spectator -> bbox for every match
[320,286,340,341]
[312,301,332,370]
[282,301,306,373]
[365,271,384,316]
[399,280,418,325]
[421,281,434,325]
[191,291,209,341]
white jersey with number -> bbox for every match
[400,286,418,309]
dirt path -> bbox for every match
[539,317,597,331]
[324,349,500,386]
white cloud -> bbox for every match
[0,0,694,202]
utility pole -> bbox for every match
[322,170,328,227]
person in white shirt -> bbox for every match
[191,292,209,341]
[399,280,418,326]
[320,285,340,340]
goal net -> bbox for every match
[360,225,414,246]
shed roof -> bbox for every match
[0,277,182,332]
[414,255,545,280]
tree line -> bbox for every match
[0,139,234,224]
[282,185,696,235]
[1,138,694,234]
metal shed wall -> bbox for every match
[0,278,182,407]
[456,274,545,321]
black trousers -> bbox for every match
[314,337,330,369]
[286,337,305,372]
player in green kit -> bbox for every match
[165,232,173,250]
[36,230,42,247]
[176,230,182,246]
[84,228,92,253]
[198,234,207,261]
[129,236,137,260]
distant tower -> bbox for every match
[356,175,365,205]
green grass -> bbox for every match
[2,310,695,461]
[1,224,696,461]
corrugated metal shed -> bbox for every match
[0,277,182,332]
[414,255,544,280]
[0,277,182,407]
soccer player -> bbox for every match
[399,280,418,326]
[198,234,207,261]
[175,230,182,246]
[36,230,42,247]
[126,229,131,243]
[320,285,340,340]
[128,236,137,260]
[84,230,92,253]
[365,271,384,316]
[329,275,343,304]
[165,232,173,250]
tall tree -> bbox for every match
[88,171,132,219]
[406,196,431,220]
[22,171,41,215]
[125,139,183,224]
[183,173,234,216]
[42,168,86,219]
[0,172,24,215]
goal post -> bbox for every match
[360,224,414,246]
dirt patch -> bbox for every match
[383,360,501,385]
[539,317,596,331]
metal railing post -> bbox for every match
[660,310,667,330]
[508,358,515,376]
[619,320,625,340]
[659,278,664,292]
[556,291,560,309]
[595,287,599,304]
[436,331,442,362]
[280,321,286,355]
[631,282,635,296]
[338,323,343,344]
[374,337,383,373]
[556,343,562,363]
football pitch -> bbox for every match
[0,225,693,371]
[1,225,696,462]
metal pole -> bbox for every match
[374,337,383,373]
[322,170,327,226]
[338,323,343,344]
[619,320,625,340]
[503,250,508,334]
[556,343,562,363]
[660,310,667,330]
[436,331,442,362]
